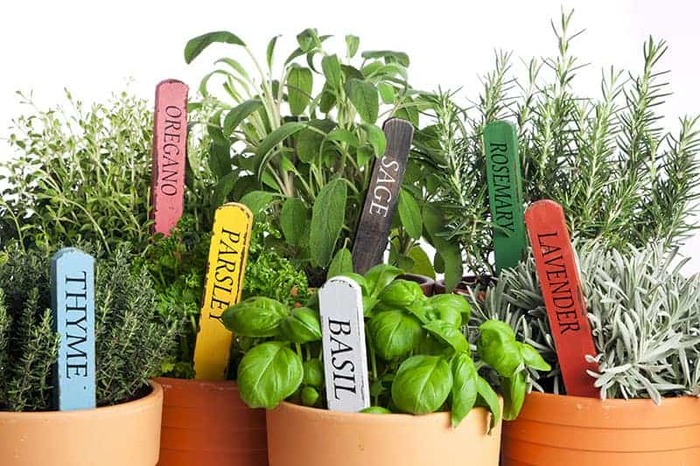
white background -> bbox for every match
[1,0,698,273]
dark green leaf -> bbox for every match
[423,320,469,353]
[328,247,353,278]
[356,145,374,167]
[185,31,246,64]
[237,342,303,408]
[368,310,423,361]
[345,34,360,58]
[223,99,263,136]
[346,79,379,124]
[398,189,422,239]
[279,307,322,343]
[280,198,309,247]
[287,65,313,115]
[476,376,501,433]
[222,296,289,337]
[239,190,277,217]
[266,35,280,69]
[451,353,478,427]
[256,122,306,174]
[297,119,335,163]
[326,128,359,147]
[422,204,462,290]
[297,28,320,52]
[321,54,343,90]
[407,246,436,278]
[391,355,452,414]
[212,171,238,208]
[309,178,347,267]
[208,142,232,179]
[319,87,336,113]
[478,320,522,378]
[362,123,387,156]
[341,64,364,81]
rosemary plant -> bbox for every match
[415,10,700,275]
[474,240,700,402]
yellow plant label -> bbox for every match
[193,203,253,380]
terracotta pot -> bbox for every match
[398,273,435,296]
[0,381,163,466]
[502,392,700,465]
[266,401,502,466]
[155,377,267,466]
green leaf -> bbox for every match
[424,294,469,327]
[478,320,523,378]
[303,359,324,388]
[476,376,501,433]
[321,54,343,90]
[297,119,335,163]
[328,247,353,278]
[287,65,313,115]
[240,190,277,217]
[391,355,452,414]
[256,122,306,173]
[185,31,246,64]
[309,178,347,267]
[266,35,280,69]
[364,263,404,297]
[301,386,320,407]
[345,34,360,58]
[360,406,392,414]
[423,320,469,353]
[357,145,374,167]
[223,99,263,137]
[422,204,462,290]
[451,353,478,427]
[377,279,424,308]
[502,371,527,421]
[280,198,309,247]
[297,28,320,52]
[346,79,379,124]
[212,171,238,208]
[279,307,322,343]
[407,246,436,279]
[362,123,387,157]
[378,82,396,104]
[319,87,336,113]
[361,50,410,67]
[222,296,289,337]
[208,142,232,179]
[237,342,303,408]
[368,310,423,361]
[398,190,422,239]
[326,128,359,147]
[520,342,552,372]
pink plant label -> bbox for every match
[525,199,598,397]
[150,79,188,236]
[318,276,370,412]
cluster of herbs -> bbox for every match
[185,28,437,286]
[0,243,177,411]
[222,263,550,428]
[412,10,700,277]
[474,240,700,402]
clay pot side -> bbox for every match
[266,401,502,466]
[0,381,163,466]
[502,391,700,466]
[155,377,268,466]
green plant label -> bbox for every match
[352,118,413,274]
[51,247,96,410]
[193,203,253,380]
[150,79,188,236]
[318,276,370,412]
[484,120,526,273]
[525,199,598,397]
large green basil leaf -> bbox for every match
[520,342,552,372]
[391,355,453,414]
[237,342,303,408]
[302,359,324,388]
[368,310,422,361]
[424,294,467,328]
[221,296,289,337]
[476,376,501,433]
[309,178,347,267]
[364,263,404,297]
[423,320,469,353]
[502,371,527,421]
[450,353,478,427]
[477,319,523,378]
[377,279,424,308]
[279,307,322,343]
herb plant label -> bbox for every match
[352,118,413,274]
[525,199,598,397]
[318,276,370,412]
[193,203,253,380]
[484,120,526,273]
[51,248,96,411]
[150,79,188,236]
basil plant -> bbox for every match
[222,264,549,428]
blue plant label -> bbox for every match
[318,276,370,412]
[51,248,96,411]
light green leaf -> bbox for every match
[328,247,353,278]
[223,99,263,136]
[321,54,343,90]
[362,123,387,157]
[451,353,478,427]
[408,246,435,278]
[309,179,348,267]
[256,122,306,174]
[280,198,308,247]
[266,35,280,69]
[287,65,313,115]
[327,128,360,147]
[423,320,469,353]
[361,50,410,67]
[240,190,277,217]
[346,79,379,124]
[398,189,422,239]
[476,376,501,433]
[378,82,396,104]
[237,342,303,409]
[185,31,246,64]
[345,34,360,58]
[391,355,452,414]
[368,310,423,361]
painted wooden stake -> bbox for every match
[484,120,526,273]
[318,276,370,412]
[525,200,598,397]
[150,79,188,236]
[193,203,253,380]
[352,118,414,274]
[51,248,96,411]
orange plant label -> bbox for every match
[193,203,253,380]
[525,200,598,397]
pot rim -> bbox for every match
[0,380,162,420]
[525,390,699,407]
